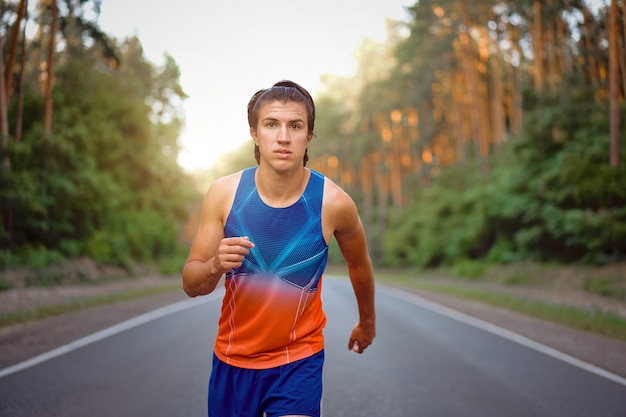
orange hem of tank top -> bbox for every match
[213,344,324,370]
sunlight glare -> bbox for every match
[97,0,413,172]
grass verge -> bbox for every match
[376,272,626,342]
[0,281,181,328]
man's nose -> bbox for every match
[277,126,291,142]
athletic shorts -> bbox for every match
[208,350,324,417]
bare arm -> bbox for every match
[182,174,254,297]
[327,183,376,353]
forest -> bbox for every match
[304,0,626,269]
[1,0,195,272]
[1,0,625,277]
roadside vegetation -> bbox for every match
[372,263,626,342]
[0,278,180,328]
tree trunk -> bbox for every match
[0,38,9,146]
[360,154,375,259]
[15,4,28,142]
[609,0,621,168]
[4,0,27,103]
[459,0,486,175]
[581,4,600,91]
[508,28,524,134]
[532,0,545,90]
[449,79,466,160]
[44,0,58,136]
[0,37,12,248]
[546,17,558,92]
[488,15,507,144]
[619,0,626,98]
[390,110,404,206]
[555,9,571,76]
[476,27,493,154]
[374,167,389,265]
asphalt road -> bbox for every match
[1,277,625,417]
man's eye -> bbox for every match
[291,124,300,129]
[267,122,275,128]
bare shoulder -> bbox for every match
[208,170,243,195]
[202,170,244,220]
[322,176,359,232]
[323,177,355,209]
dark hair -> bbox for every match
[247,80,315,166]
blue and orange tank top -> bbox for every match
[215,167,329,369]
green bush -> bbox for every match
[451,259,488,280]
[0,245,64,270]
[1,38,195,273]
[384,161,495,268]
[157,245,189,275]
[0,279,12,292]
[383,90,626,268]
[584,276,626,299]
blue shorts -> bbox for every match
[208,350,324,417]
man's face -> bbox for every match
[251,100,312,171]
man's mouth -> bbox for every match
[275,148,291,156]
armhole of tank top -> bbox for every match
[225,168,255,226]
[311,169,325,210]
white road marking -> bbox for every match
[0,290,223,379]
[379,283,626,387]
[3,282,624,389]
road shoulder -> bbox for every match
[390,284,626,379]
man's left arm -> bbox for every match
[333,193,376,354]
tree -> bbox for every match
[309,0,626,266]
[609,0,621,168]
[1,37,12,247]
[3,0,26,104]
[43,0,58,136]
[1,2,194,268]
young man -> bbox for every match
[182,80,376,417]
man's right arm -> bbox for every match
[182,174,254,297]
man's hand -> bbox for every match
[348,321,376,354]
[211,236,255,274]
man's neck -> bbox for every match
[255,165,310,208]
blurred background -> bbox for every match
[0,0,624,288]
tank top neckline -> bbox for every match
[247,166,316,210]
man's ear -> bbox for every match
[250,127,258,144]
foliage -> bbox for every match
[305,0,626,269]
[1,17,195,270]
[383,83,626,268]
[384,160,495,267]
[584,276,626,299]
[6,0,621,274]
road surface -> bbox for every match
[1,277,625,416]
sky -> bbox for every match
[97,0,414,172]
